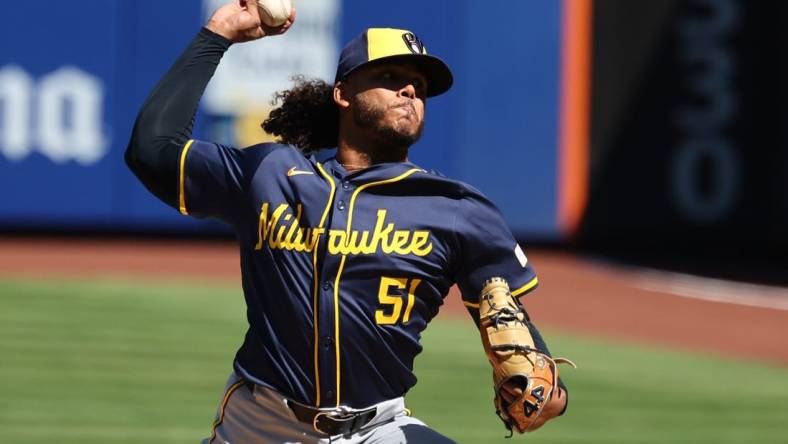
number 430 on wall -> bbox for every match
[375,277,421,325]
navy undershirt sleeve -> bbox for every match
[125,28,232,209]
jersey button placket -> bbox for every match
[317,275,337,406]
[316,173,347,406]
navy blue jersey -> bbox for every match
[179,139,538,408]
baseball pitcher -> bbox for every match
[125,1,573,442]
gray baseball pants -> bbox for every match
[201,373,457,444]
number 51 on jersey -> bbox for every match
[375,277,422,325]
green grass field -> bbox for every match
[1,278,787,443]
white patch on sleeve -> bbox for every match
[514,244,528,268]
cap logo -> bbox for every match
[402,32,426,55]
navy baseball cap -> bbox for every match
[335,28,454,97]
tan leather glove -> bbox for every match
[478,278,575,435]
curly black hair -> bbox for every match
[262,76,338,153]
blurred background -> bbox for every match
[1,0,787,443]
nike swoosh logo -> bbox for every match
[287,167,314,177]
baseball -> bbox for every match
[255,0,293,28]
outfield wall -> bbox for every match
[0,0,575,239]
[581,0,788,254]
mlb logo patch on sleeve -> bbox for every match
[514,244,528,268]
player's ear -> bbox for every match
[333,81,351,109]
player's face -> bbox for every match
[347,63,427,147]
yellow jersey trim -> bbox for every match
[345,168,423,238]
[333,254,347,406]
[208,379,245,442]
[463,277,539,309]
[178,139,195,215]
[330,167,422,406]
[511,276,539,297]
[316,163,336,228]
[312,163,337,406]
